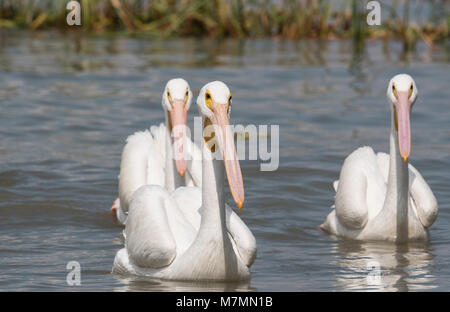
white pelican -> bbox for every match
[320,74,438,242]
[112,78,202,224]
[112,81,256,281]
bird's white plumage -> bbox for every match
[162,78,193,112]
[113,81,256,281]
[117,129,164,215]
[197,81,231,118]
[112,78,202,224]
[113,186,255,280]
[320,74,438,242]
[321,147,437,241]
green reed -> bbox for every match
[0,0,448,50]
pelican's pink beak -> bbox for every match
[396,91,411,163]
[209,101,245,210]
[169,99,187,177]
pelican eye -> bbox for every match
[205,91,213,109]
[184,89,189,102]
[227,95,232,114]
[392,84,398,98]
[167,91,172,102]
[409,83,413,97]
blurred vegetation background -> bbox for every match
[0,0,449,50]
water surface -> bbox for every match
[0,31,449,291]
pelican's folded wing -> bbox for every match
[150,123,167,165]
[125,185,176,269]
[408,164,438,228]
[333,147,380,229]
[225,204,257,267]
[119,130,164,214]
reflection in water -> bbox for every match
[112,274,253,292]
[331,240,436,291]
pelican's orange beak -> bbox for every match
[209,101,245,210]
[395,91,412,163]
[169,99,188,177]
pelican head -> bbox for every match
[162,78,193,177]
[197,81,244,210]
[387,74,418,163]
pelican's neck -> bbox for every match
[164,111,182,192]
[169,118,240,280]
[383,109,410,241]
[199,142,227,237]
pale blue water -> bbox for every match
[0,31,449,291]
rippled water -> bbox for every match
[0,31,449,291]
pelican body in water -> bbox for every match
[113,81,256,281]
[112,78,202,224]
[320,74,438,242]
